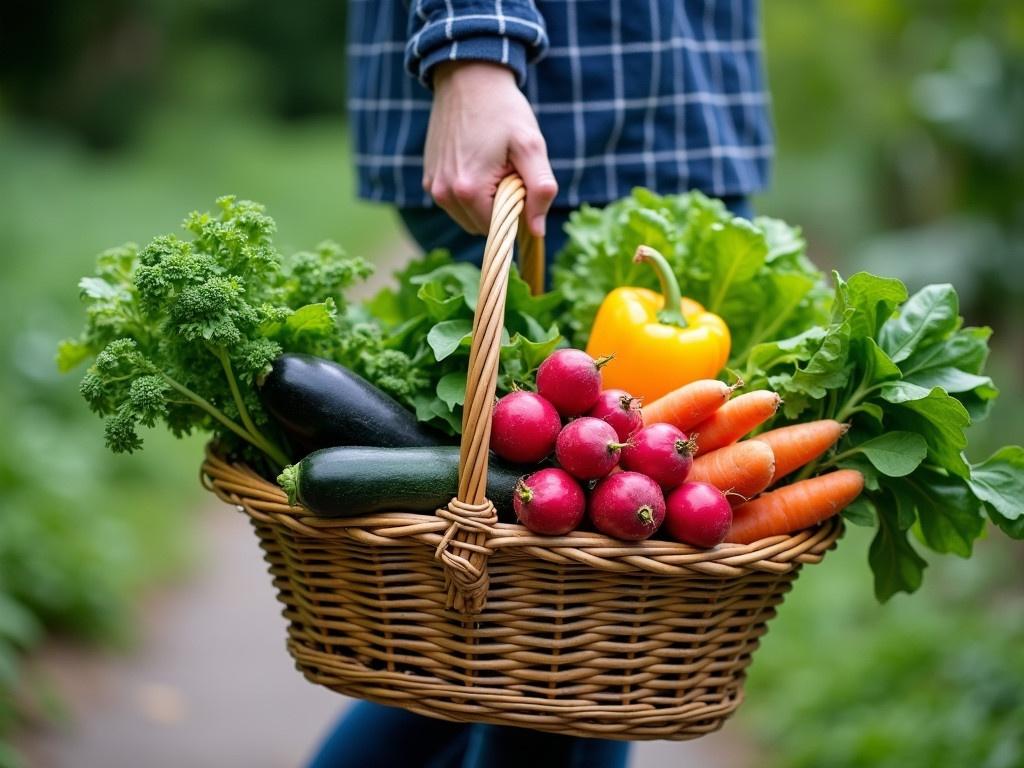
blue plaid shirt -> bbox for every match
[348,0,773,208]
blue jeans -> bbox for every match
[306,701,631,768]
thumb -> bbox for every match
[509,134,558,237]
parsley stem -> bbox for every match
[159,373,289,468]
[211,345,261,440]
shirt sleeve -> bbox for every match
[405,0,549,88]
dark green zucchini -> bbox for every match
[258,354,448,458]
[278,446,520,520]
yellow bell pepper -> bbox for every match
[585,246,730,403]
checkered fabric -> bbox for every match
[348,0,773,208]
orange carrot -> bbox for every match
[726,469,864,544]
[691,390,781,455]
[752,420,848,484]
[642,378,741,430]
[688,440,776,506]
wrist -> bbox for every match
[432,60,518,91]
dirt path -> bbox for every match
[16,507,752,768]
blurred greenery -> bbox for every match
[741,527,1024,768]
[742,4,1024,766]
[759,0,1024,461]
[0,100,397,751]
[0,0,1022,764]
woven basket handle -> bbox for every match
[434,174,544,614]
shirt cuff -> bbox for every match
[406,10,548,89]
[417,35,530,87]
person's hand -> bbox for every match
[423,61,557,237]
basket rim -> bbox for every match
[202,445,844,577]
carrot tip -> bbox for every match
[840,422,851,436]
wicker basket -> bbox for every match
[201,174,843,741]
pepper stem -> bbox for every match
[633,245,688,328]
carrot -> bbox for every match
[726,469,864,544]
[691,390,781,455]
[642,378,741,431]
[752,420,848,484]
[688,440,776,506]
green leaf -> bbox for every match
[969,446,1024,530]
[283,300,336,338]
[878,380,932,403]
[901,325,992,378]
[79,275,126,301]
[905,367,994,394]
[774,323,852,418]
[701,218,768,314]
[897,324,999,414]
[869,501,927,601]
[417,280,464,321]
[410,262,480,312]
[880,283,959,363]
[843,496,877,527]
[837,271,908,338]
[857,432,928,477]
[56,338,92,372]
[426,320,473,361]
[987,510,1024,539]
[902,469,985,557]
[837,454,883,492]
[502,327,562,372]
[881,386,971,477]
[746,326,828,375]
[365,249,452,326]
[436,372,467,410]
[727,271,817,366]
[755,216,805,263]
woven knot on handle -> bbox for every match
[434,499,497,615]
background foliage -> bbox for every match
[0,1,1021,766]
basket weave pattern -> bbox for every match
[201,175,842,740]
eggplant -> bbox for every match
[259,354,449,457]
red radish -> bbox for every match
[555,417,627,480]
[664,482,733,548]
[589,471,666,541]
[536,349,612,417]
[513,468,586,535]
[587,389,643,441]
[490,391,561,464]
[620,423,697,490]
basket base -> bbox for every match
[289,640,743,742]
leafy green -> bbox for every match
[552,188,830,366]
[970,446,1024,537]
[345,251,562,435]
[745,272,1024,600]
[60,197,372,469]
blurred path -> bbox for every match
[17,506,751,768]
